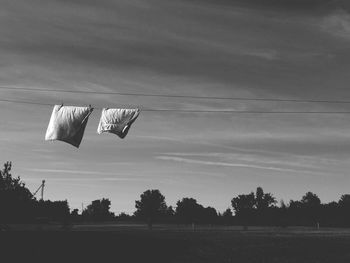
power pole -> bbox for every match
[33,180,46,200]
[41,180,45,200]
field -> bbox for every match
[2,224,350,262]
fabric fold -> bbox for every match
[97,108,140,139]
[45,105,93,148]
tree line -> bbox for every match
[1,162,350,229]
[128,188,350,229]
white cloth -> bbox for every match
[45,105,93,148]
[97,108,140,138]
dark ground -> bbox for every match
[1,224,350,263]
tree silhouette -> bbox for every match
[231,188,276,227]
[82,198,114,222]
[222,208,233,225]
[0,161,35,224]
[134,189,167,229]
[117,212,133,221]
[175,198,202,225]
[254,187,277,225]
[70,208,80,222]
[175,198,218,225]
[202,206,218,224]
[338,195,350,208]
[301,192,321,207]
[0,161,33,200]
[36,200,70,224]
[231,192,255,216]
[255,187,276,210]
[337,195,350,226]
[166,206,175,217]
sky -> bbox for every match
[1,0,350,214]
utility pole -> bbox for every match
[33,180,46,200]
[41,180,45,200]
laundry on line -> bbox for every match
[97,108,140,139]
[45,105,140,148]
[45,105,93,148]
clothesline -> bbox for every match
[1,98,350,114]
[1,85,350,104]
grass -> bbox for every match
[1,224,350,262]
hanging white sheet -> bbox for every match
[97,108,140,138]
[45,105,93,148]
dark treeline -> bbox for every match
[1,162,350,228]
[0,162,70,225]
[129,189,350,229]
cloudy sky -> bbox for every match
[1,0,350,214]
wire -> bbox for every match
[2,98,350,114]
[1,86,350,104]
[142,109,350,114]
[0,98,53,106]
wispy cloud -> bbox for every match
[158,151,344,171]
[322,9,350,40]
[155,155,318,174]
[243,50,279,60]
[133,135,187,142]
[30,149,54,153]
[24,168,124,176]
[25,177,148,182]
